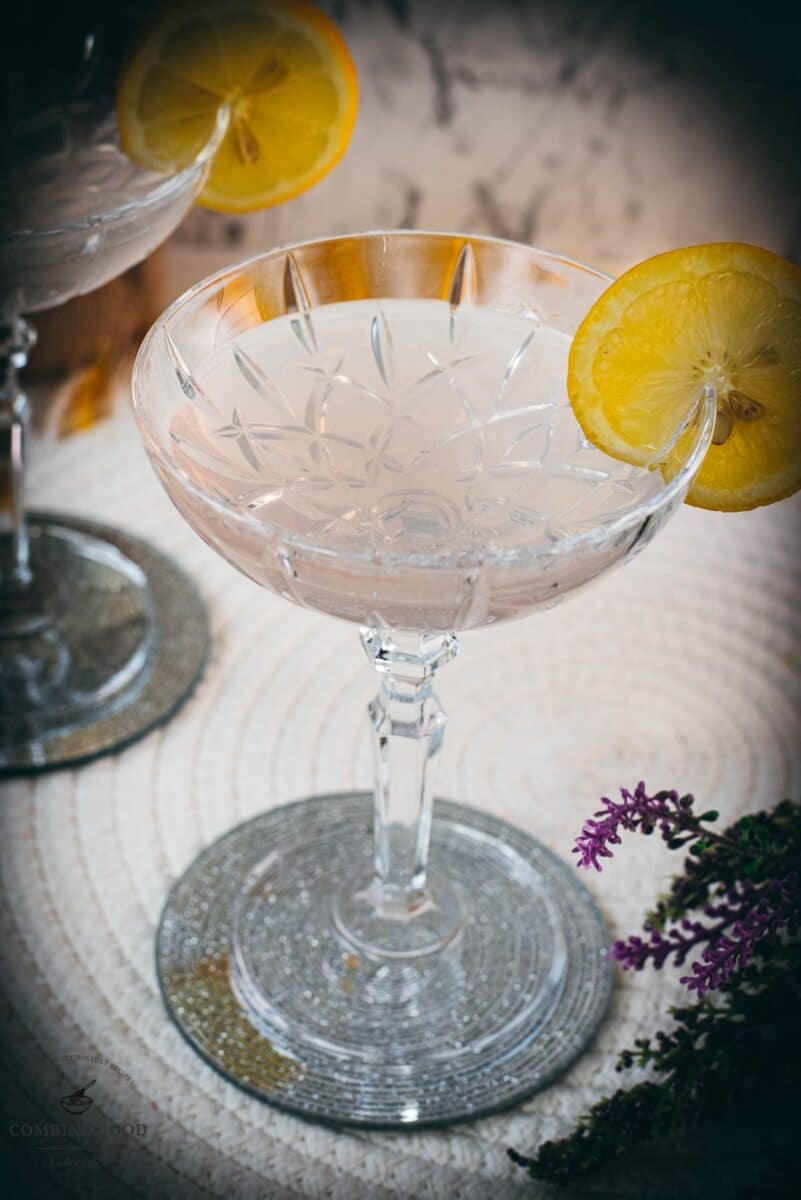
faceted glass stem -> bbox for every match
[363,627,458,905]
[0,316,35,591]
[332,627,463,960]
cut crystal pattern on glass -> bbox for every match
[1,101,217,316]
[133,232,716,1129]
[150,245,711,631]
[3,102,179,228]
[167,284,668,561]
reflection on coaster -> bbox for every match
[0,512,209,773]
[157,793,612,1129]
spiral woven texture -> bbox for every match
[2,382,800,1198]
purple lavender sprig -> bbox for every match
[678,873,800,998]
[572,781,717,872]
[610,875,801,998]
[510,797,801,1183]
[574,783,800,999]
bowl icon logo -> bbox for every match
[59,1079,95,1116]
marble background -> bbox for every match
[169,0,801,293]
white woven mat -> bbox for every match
[2,374,800,1199]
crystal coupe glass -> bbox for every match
[0,94,226,770]
[132,232,715,1127]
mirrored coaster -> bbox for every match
[0,511,209,773]
[157,792,612,1129]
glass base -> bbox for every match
[332,867,464,959]
[0,512,209,773]
[157,793,612,1129]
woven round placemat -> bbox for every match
[1,381,799,1198]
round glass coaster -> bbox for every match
[157,792,612,1129]
[0,511,209,773]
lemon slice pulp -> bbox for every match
[116,0,358,213]
[567,243,801,511]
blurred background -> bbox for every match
[169,0,801,278]
[8,0,801,384]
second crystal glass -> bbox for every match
[132,232,715,1127]
[0,92,225,770]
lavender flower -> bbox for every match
[610,874,800,997]
[573,783,800,999]
[610,920,708,972]
[572,782,700,871]
[511,796,801,1183]
[611,880,762,965]
[680,874,800,998]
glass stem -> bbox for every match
[361,627,459,912]
[0,317,35,590]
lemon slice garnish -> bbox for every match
[568,243,801,510]
[117,0,358,213]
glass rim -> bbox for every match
[132,229,717,574]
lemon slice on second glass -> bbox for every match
[568,243,801,510]
[117,0,358,213]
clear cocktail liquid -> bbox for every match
[182,299,657,551]
[168,298,663,628]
